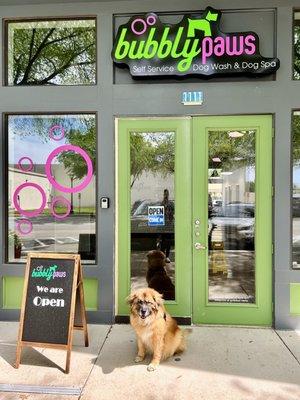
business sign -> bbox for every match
[112,7,280,78]
[15,253,89,373]
[148,206,165,226]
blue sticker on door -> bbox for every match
[148,206,165,226]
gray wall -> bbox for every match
[0,0,299,329]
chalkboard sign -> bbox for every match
[15,253,88,373]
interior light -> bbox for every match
[228,131,244,138]
[221,171,233,176]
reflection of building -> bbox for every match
[131,171,174,204]
[9,164,95,210]
[222,167,255,204]
[9,167,51,211]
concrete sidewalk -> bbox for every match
[0,323,299,400]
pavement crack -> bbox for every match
[78,325,113,400]
[274,330,300,366]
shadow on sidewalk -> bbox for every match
[0,342,64,372]
[92,325,300,387]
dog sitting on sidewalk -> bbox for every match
[127,288,190,371]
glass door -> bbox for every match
[117,118,192,317]
[192,115,273,325]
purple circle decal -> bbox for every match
[18,157,33,172]
[49,125,65,141]
[45,145,93,194]
[13,182,47,217]
[131,18,147,35]
[147,15,156,25]
[16,219,33,235]
[50,196,71,220]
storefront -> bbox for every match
[0,0,299,329]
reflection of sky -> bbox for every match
[10,134,61,164]
[294,167,300,188]
[9,115,94,165]
[246,166,255,182]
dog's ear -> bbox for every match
[126,293,137,306]
[152,292,164,308]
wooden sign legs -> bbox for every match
[66,260,89,373]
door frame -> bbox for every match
[192,115,273,326]
[115,115,273,326]
[116,117,192,318]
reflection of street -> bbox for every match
[209,250,255,303]
[11,214,95,258]
[293,219,300,267]
[130,249,254,303]
[131,250,175,292]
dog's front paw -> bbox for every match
[134,355,144,363]
[147,363,158,372]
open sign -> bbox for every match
[148,206,165,226]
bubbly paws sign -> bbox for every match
[112,7,280,78]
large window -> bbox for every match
[7,114,96,263]
[5,18,96,86]
[292,111,300,268]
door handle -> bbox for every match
[194,242,206,250]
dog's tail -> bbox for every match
[183,327,193,337]
[176,328,192,354]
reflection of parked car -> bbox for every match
[213,200,222,207]
[131,200,174,251]
[293,195,300,217]
[209,203,255,250]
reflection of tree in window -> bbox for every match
[7,19,96,85]
[130,132,175,188]
[294,19,300,79]
[209,130,255,172]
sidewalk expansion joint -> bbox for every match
[78,324,113,399]
[274,330,300,366]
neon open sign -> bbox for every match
[112,7,280,78]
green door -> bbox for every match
[117,115,273,326]
[117,118,192,317]
[192,115,273,325]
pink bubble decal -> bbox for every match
[49,125,65,141]
[45,144,93,194]
[147,15,156,25]
[131,18,147,35]
[18,157,33,172]
[13,182,47,217]
[16,219,33,235]
[50,196,71,220]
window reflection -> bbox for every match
[130,132,175,300]
[7,19,96,86]
[292,111,300,268]
[208,130,256,303]
[8,114,96,263]
[294,12,300,80]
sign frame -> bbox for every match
[15,253,89,374]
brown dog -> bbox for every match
[146,250,175,300]
[127,288,188,371]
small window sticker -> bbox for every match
[148,206,165,226]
